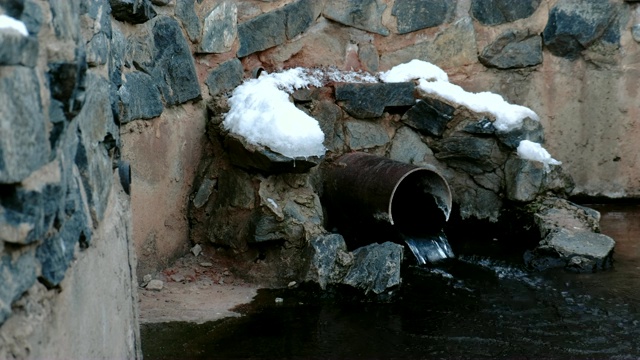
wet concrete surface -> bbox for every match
[141,204,640,359]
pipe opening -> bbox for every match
[323,153,453,262]
[390,169,450,236]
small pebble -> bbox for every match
[275,297,284,304]
[170,274,185,283]
[199,262,213,267]
[287,281,296,288]
[146,279,164,291]
[191,244,202,257]
[223,270,230,276]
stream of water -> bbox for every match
[142,204,640,359]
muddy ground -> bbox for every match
[138,244,262,324]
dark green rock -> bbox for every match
[335,82,415,118]
[118,71,164,123]
[151,16,201,106]
[479,30,542,69]
[205,58,244,96]
[402,97,455,136]
[392,0,454,34]
[471,0,541,26]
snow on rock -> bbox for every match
[417,80,539,132]
[0,15,28,36]
[223,68,326,159]
[517,140,561,170]
[381,59,539,133]
[379,59,449,83]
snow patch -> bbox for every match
[418,80,539,133]
[517,140,561,170]
[380,59,448,83]
[223,68,325,158]
[0,14,28,36]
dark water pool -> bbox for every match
[142,204,640,359]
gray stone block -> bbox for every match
[48,57,88,119]
[49,0,80,40]
[175,0,201,43]
[151,16,201,106]
[471,0,541,26]
[392,0,454,34]
[0,250,38,324]
[0,67,48,184]
[36,175,91,287]
[526,229,615,272]
[205,58,243,96]
[200,0,237,53]
[237,8,286,57]
[342,242,403,294]
[306,233,352,289]
[118,71,164,123]
[632,24,640,43]
[110,0,156,24]
[358,42,379,72]
[389,127,432,165]
[335,82,415,119]
[496,117,544,149]
[86,32,109,67]
[284,0,322,39]
[479,30,542,69]
[0,31,38,67]
[75,74,117,223]
[0,179,63,245]
[402,97,454,136]
[322,0,389,36]
[504,156,544,202]
[543,0,617,60]
[21,0,43,35]
[344,120,390,150]
[433,135,506,174]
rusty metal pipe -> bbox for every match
[323,152,452,240]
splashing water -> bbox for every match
[403,231,454,265]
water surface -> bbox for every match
[142,204,640,359]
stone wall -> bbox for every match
[0,0,139,357]
[120,0,640,277]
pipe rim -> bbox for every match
[387,167,452,225]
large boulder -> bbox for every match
[525,197,614,272]
[306,234,404,294]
